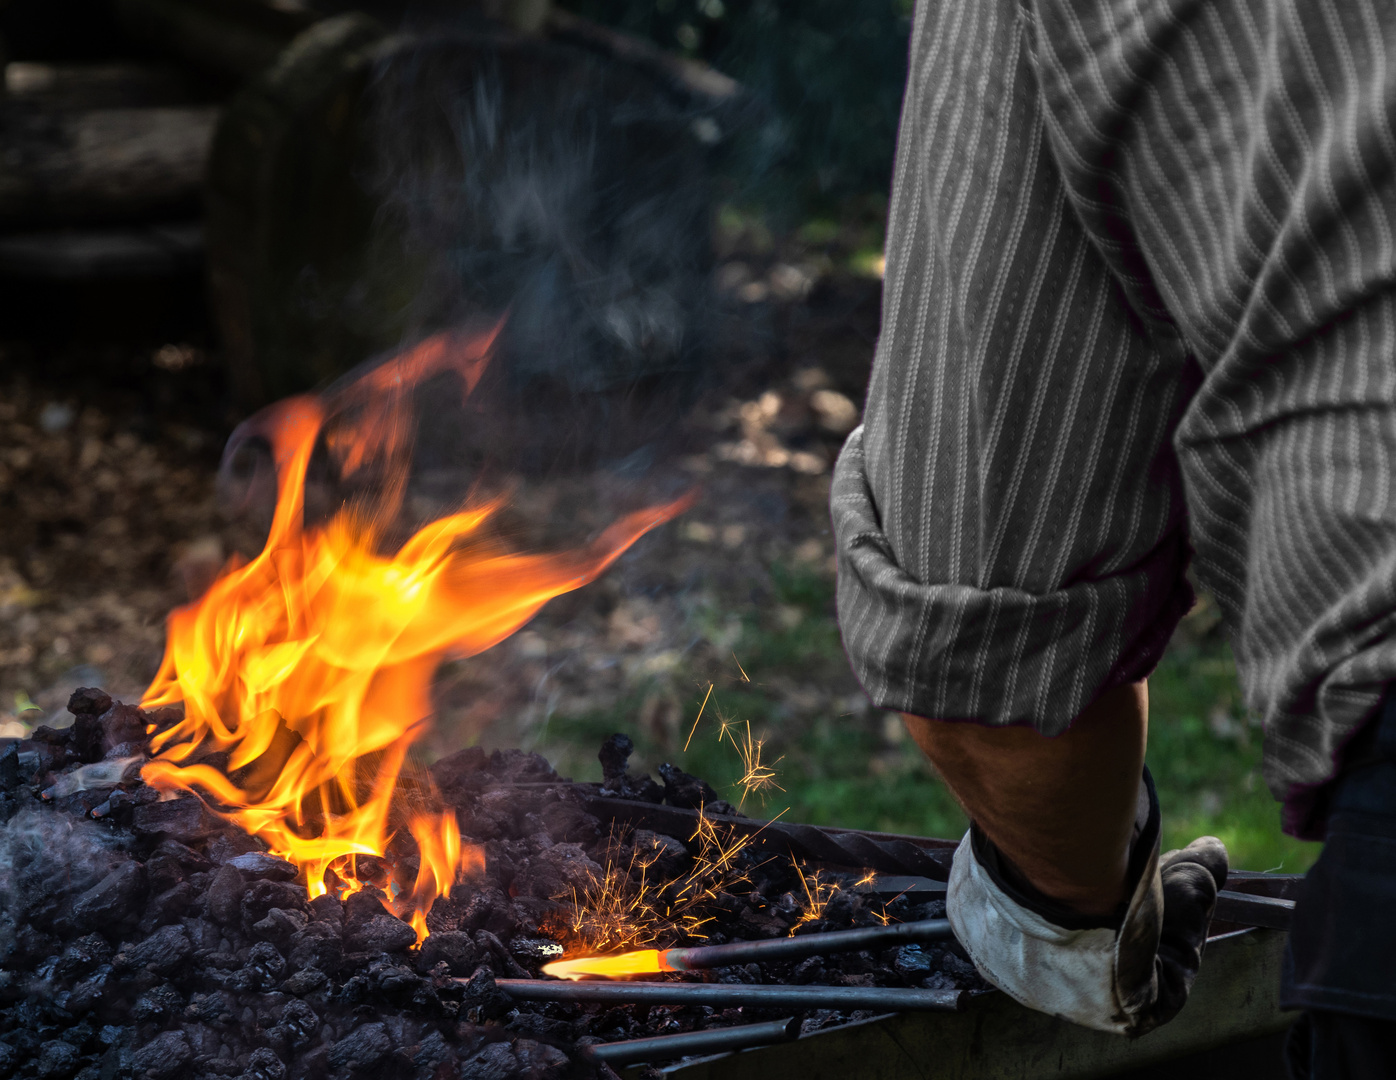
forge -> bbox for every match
[0,698,986,1080]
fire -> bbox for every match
[544,949,673,981]
[140,327,690,941]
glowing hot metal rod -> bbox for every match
[542,917,955,980]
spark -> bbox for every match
[721,718,784,807]
[855,870,877,888]
[733,653,751,682]
[683,683,715,753]
[790,858,841,934]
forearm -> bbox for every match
[903,680,1148,916]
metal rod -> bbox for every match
[580,1017,801,1065]
[494,978,967,1012]
[660,918,954,971]
[1213,890,1295,931]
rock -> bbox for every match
[226,852,298,881]
[36,1039,80,1079]
[327,1022,391,1072]
[132,797,226,841]
[344,914,416,954]
[127,924,192,976]
[72,861,146,927]
[206,864,244,925]
[128,1030,191,1080]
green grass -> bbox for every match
[533,562,1318,874]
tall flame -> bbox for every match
[140,328,689,940]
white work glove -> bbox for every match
[946,767,1227,1036]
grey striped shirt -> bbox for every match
[833,0,1396,838]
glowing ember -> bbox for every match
[140,327,690,941]
[543,949,673,981]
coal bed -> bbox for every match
[0,693,984,1080]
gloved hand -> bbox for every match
[946,767,1228,1036]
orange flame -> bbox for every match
[543,949,674,981]
[140,328,690,941]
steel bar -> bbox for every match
[581,1017,800,1066]
[1214,890,1295,931]
[659,918,954,971]
[493,978,967,1012]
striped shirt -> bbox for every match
[833,0,1396,839]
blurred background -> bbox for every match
[0,0,1318,872]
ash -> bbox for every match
[0,696,982,1080]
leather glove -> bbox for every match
[946,766,1228,1036]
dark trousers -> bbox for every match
[1283,694,1396,1079]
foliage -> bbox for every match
[556,0,915,217]
[541,563,1320,875]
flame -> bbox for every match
[140,328,690,941]
[543,949,674,981]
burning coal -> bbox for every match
[138,327,690,940]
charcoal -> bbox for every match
[277,1000,320,1045]
[486,749,559,784]
[226,852,297,881]
[127,1030,192,1080]
[460,1040,518,1080]
[126,924,192,976]
[327,1022,391,1072]
[1,741,21,790]
[0,1041,16,1075]
[132,797,227,841]
[343,889,391,926]
[287,921,343,971]
[94,703,146,758]
[893,944,932,977]
[461,887,518,938]
[345,914,416,955]
[657,762,720,810]
[30,725,73,746]
[251,908,309,947]
[144,853,185,893]
[140,881,197,932]
[241,880,307,926]
[240,942,287,989]
[419,931,479,975]
[54,935,112,980]
[67,688,113,717]
[279,967,329,996]
[239,1047,286,1080]
[513,1039,569,1078]
[206,832,262,864]
[153,837,213,871]
[411,1030,451,1070]
[459,968,512,1022]
[207,865,245,925]
[36,1039,80,1079]
[130,983,183,1021]
[598,733,635,784]
[71,860,146,928]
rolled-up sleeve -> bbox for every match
[849,0,1396,838]
[834,0,1196,737]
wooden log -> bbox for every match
[3,61,199,110]
[0,104,218,227]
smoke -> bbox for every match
[0,808,127,962]
[357,30,717,478]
